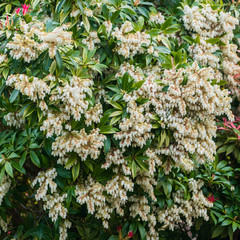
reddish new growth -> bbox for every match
[217,116,240,140]
[117,225,122,232]
[207,194,219,203]
[16,8,21,14]
[127,230,134,238]
[15,4,30,16]
[22,4,30,15]
[117,226,134,240]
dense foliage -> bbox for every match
[0,0,240,239]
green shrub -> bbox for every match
[0,0,239,239]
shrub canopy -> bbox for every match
[0,0,240,239]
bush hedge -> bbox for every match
[0,0,240,239]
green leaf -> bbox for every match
[146,55,152,66]
[194,34,200,44]
[212,226,224,238]
[56,50,63,70]
[108,236,118,240]
[102,4,108,19]
[109,111,122,117]
[138,6,149,18]
[108,101,122,110]
[104,137,111,155]
[82,47,87,63]
[8,152,20,159]
[29,143,40,149]
[216,161,228,169]
[72,162,80,181]
[98,113,110,128]
[22,105,36,118]
[228,225,233,240]
[5,162,13,178]
[83,15,90,32]
[106,85,121,93]
[76,0,83,12]
[122,6,136,16]
[60,11,70,24]
[99,126,118,134]
[136,140,152,155]
[180,76,188,86]
[221,219,232,226]
[131,161,137,179]
[174,49,182,66]
[162,85,169,92]
[138,223,146,240]
[135,158,148,172]
[133,80,145,90]
[232,222,240,232]
[0,167,5,184]
[182,36,194,44]
[56,165,72,178]
[217,145,228,154]
[129,222,138,233]
[162,181,172,197]
[163,27,179,34]
[136,98,149,105]
[3,68,9,80]
[65,154,77,168]
[49,60,56,74]
[5,4,12,13]
[66,187,73,208]
[9,89,20,103]
[137,16,144,31]
[122,72,130,90]
[158,197,165,209]
[206,38,220,45]
[55,0,66,14]
[226,145,235,155]
[11,161,26,174]
[146,29,162,36]
[210,211,217,225]
[30,151,41,168]
[161,17,173,30]
[161,36,172,50]
[155,46,171,54]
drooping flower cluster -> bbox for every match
[0,176,11,234]
[82,31,100,50]
[36,25,72,58]
[31,168,57,200]
[6,20,72,61]
[114,101,153,150]
[59,220,72,240]
[6,74,50,102]
[183,4,238,38]
[157,179,213,230]
[55,76,94,121]
[0,217,7,235]
[75,175,112,228]
[0,54,8,63]
[40,112,70,138]
[42,193,68,222]
[149,12,165,24]
[52,128,106,161]
[112,21,151,57]
[6,21,39,62]
[32,168,70,238]
[0,175,11,205]
[4,112,25,128]
[183,4,240,100]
